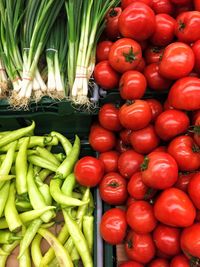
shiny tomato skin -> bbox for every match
[109,38,142,73]
[135,58,146,72]
[154,188,196,227]
[192,40,200,73]
[99,103,122,131]
[125,230,155,264]
[118,150,144,179]
[155,110,190,141]
[119,100,152,130]
[168,77,200,111]
[121,0,153,9]
[119,2,156,41]
[120,129,132,145]
[128,172,149,200]
[74,156,104,187]
[195,0,200,11]
[148,258,170,267]
[144,63,172,91]
[98,150,119,173]
[174,172,195,192]
[153,224,181,256]
[193,116,200,146]
[163,99,174,110]
[129,125,160,154]
[141,152,178,190]
[159,42,195,80]
[188,172,200,209]
[145,46,164,64]
[152,0,175,15]
[105,7,122,40]
[170,254,190,267]
[151,14,176,46]
[146,99,163,122]
[89,124,116,153]
[126,201,157,234]
[181,223,200,258]
[94,61,119,90]
[100,208,127,245]
[170,0,191,5]
[99,172,128,205]
[167,135,200,171]
[96,41,113,62]
[126,196,137,207]
[116,139,132,153]
[119,71,147,100]
[175,11,200,44]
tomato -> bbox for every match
[174,172,195,192]
[129,125,160,154]
[144,63,173,91]
[119,261,144,267]
[155,110,190,141]
[121,0,153,9]
[74,156,104,187]
[153,146,167,152]
[99,103,122,131]
[118,150,144,179]
[170,0,191,5]
[146,99,163,122]
[170,254,190,267]
[119,71,147,100]
[99,172,128,205]
[163,99,174,110]
[154,188,196,227]
[168,135,200,171]
[116,139,132,153]
[181,223,200,258]
[188,172,200,209]
[93,61,119,90]
[105,7,122,40]
[152,0,175,15]
[119,100,152,130]
[148,258,170,267]
[126,196,137,207]
[135,58,146,72]
[119,2,156,41]
[153,224,181,256]
[195,210,200,222]
[193,115,200,146]
[156,249,172,259]
[89,123,116,153]
[108,38,142,73]
[96,41,113,62]
[195,0,200,11]
[126,201,157,234]
[125,230,155,264]
[120,129,132,145]
[98,150,119,173]
[151,14,176,46]
[100,208,127,245]
[175,12,200,44]
[141,152,178,190]
[159,42,195,80]
[145,46,164,64]
[192,40,200,73]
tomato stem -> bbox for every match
[151,47,162,53]
[108,181,119,188]
[109,8,118,17]
[188,125,200,135]
[127,239,133,249]
[189,256,200,267]
[192,145,200,153]
[123,47,138,63]
[179,20,185,31]
[140,157,149,171]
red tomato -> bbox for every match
[174,172,195,192]
[153,224,181,256]
[126,201,157,234]
[148,258,170,267]
[151,14,176,46]
[125,230,155,264]
[135,58,146,72]
[126,196,137,207]
[152,0,175,15]
[175,11,200,44]
[108,38,142,73]
[145,46,164,64]
[144,63,172,91]
[128,172,150,200]
[99,172,128,205]
[119,71,147,100]
[120,129,132,145]
[153,146,167,152]
[192,40,200,73]
[155,110,190,141]
[154,188,196,227]
[116,139,132,153]
[170,254,190,267]
[119,261,144,267]
[105,7,122,40]
[94,61,119,90]
[98,150,119,173]
[99,103,122,131]
[118,150,144,179]
[129,125,160,154]
[119,100,152,130]
[188,172,200,209]
[96,41,113,62]
[168,135,200,171]
[74,156,104,187]
[146,99,163,122]
[193,115,200,146]
[159,42,195,80]
[195,210,200,222]
[195,0,200,11]
[170,0,191,5]
[141,152,178,189]
[89,123,116,153]
[163,99,174,110]
[100,208,127,245]
[181,223,200,258]
[119,2,156,41]
[156,249,172,259]
[121,0,153,9]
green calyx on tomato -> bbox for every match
[141,157,149,171]
[127,238,133,249]
[152,47,162,53]
[189,125,200,135]
[144,188,155,201]
[108,181,119,188]
[192,144,200,153]
[178,20,185,31]
[109,8,118,17]
[123,47,139,63]
[189,256,200,267]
